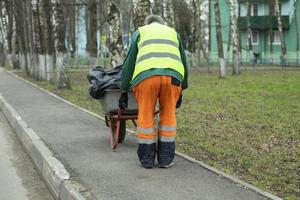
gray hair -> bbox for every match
[144,14,165,25]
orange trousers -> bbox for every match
[132,76,181,144]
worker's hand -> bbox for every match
[119,92,128,110]
[176,95,182,109]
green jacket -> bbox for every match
[120,29,188,92]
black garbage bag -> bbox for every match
[87,65,122,99]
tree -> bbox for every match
[295,0,300,65]
[107,0,123,67]
[65,0,77,59]
[164,0,174,27]
[172,0,192,52]
[190,0,201,68]
[230,0,240,75]
[268,0,274,64]
[4,0,18,69]
[13,0,28,72]
[87,0,97,67]
[213,0,225,78]
[0,1,9,66]
[24,0,36,76]
[208,0,211,64]
[152,0,163,17]
[120,0,133,51]
[275,0,287,67]
[246,0,253,64]
[98,0,108,59]
[41,0,55,82]
[32,0,44,79]
[52,0,71,89]
[133,0,151,28]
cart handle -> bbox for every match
[117,109,159,119]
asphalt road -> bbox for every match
[0,111,54,200]
[0,69,269,200]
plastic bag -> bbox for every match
[87,65,122,99]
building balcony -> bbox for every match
[238,16,290,30]
[237,0,289,2]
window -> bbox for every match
[269,31,281,44]
[248,31,259,45]
[251,3,259,16]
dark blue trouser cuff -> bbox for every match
[137,143,156,166]
[157,141,175,166]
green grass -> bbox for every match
[14,69,300,200]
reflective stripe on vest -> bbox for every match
[131,23,185,81]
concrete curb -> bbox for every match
[0,93,94,200]
[175,151,283,200]
[6,71,283,200]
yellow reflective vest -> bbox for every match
[131,23,185,81]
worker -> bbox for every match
[118,14,188,169]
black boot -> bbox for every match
[137,143,156,169]
[157,141,175,167]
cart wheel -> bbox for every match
[118,120,126,143]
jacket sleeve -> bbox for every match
[178,34,189,90]
[119,30,140,92]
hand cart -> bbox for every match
[104,109,138,149]
[99,89,138,149]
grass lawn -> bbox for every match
[14,69,300,200]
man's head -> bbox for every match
[144,14,165,25]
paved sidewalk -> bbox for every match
[0,70,272,200]
[0,112,54,200]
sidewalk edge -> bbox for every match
[175,151,283,200]
[0,93,95,200]
[6,71,283,200]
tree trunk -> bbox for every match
[164,0,174,27]
[107,0,123,67]
[230,0,240,75]
[37,0,47,80]
[191,0,199,53]
[4,1,12,54]
[268,0,274,64]
[133,0,151,28]
[275,0,287,67]
[246,1,253,64]
[98,0,108,59]
[246,0,253,65]
[120,0,133,51]
[32,0,44,79]
[87,0,97,67]
[5,0,18,69]
[213,0,225,78]
[238,3,242,56]
[227,11,231,60]
[153,0,163,17]
[85,6,89,56]
[191,0,203,68]
[41,0,55,82]
[295,0,300,65]
[0,1,8,66]
[26,0,37,77]
[22,0,32,75]
[66,0,76,59]
[208,0,211,65]
[52,0,71,89]
[0,5,4,66]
